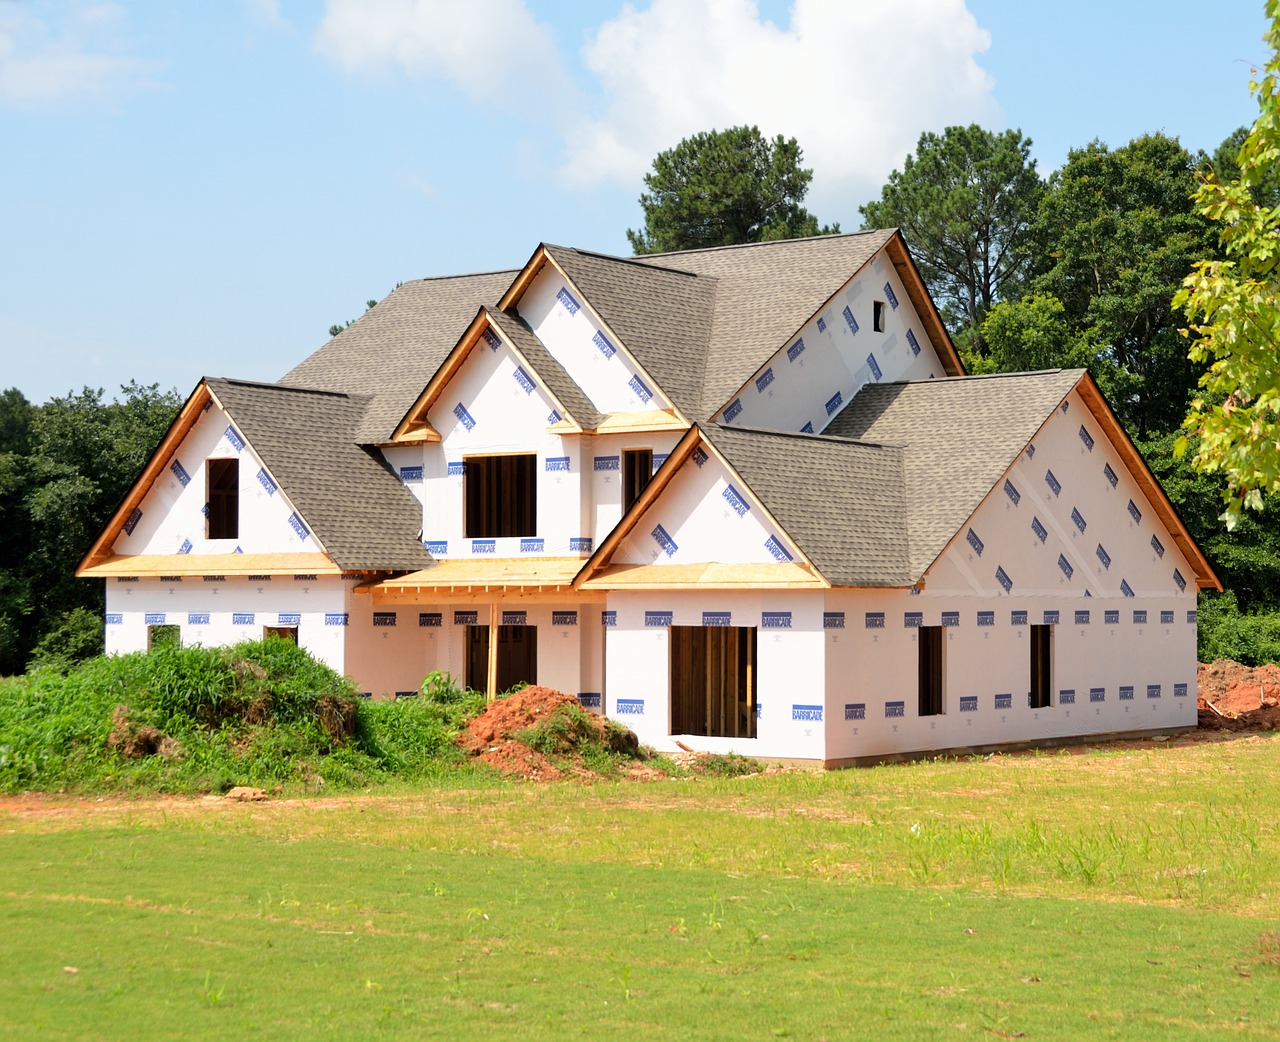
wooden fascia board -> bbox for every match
[572,424,704,587]
[536,252,691,428]
[1075,375,1222,592]
[77,380,212,576]
[497,244,550,311]
[585,410,687,435]
[80,551,342,577]
[391,307,489,442]
[391,305,585,441]
[697,431,830,586]
[885,233,965,377]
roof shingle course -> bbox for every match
[206,378,431,571]
[823,369,1084,577]
[280,269,517,443]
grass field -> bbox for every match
[3,733,1280,1040]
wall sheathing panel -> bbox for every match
[113,398,320,557]
[603,590,826,759]
[612,444,799,568]
[104,575,350,673]
[588,429,691,551]
[420,332,586,559]
[822,388,1198,762]
[519,267,673,416]
[715,252,944,434]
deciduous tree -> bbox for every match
[1175,1,1280,527]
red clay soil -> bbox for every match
[1197,659,1280,730]
[456,685,592,781]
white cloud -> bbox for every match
[245,0,290,32]
[563,0,1001,216]
[0,1,150,107]
[314,0,573,110]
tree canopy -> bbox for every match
[0,382,181,674]
[1175,0,1280,527]
[858,125,1043,350]
[1030,133,1213,437]
[627,126,838,255]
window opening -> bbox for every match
[206,458,239,540]
[622,448,654,512]
[147,624,181,651]
[918,625,944,716]
[873,300,886,332]
[670,626,757,738]
[466,625,537,693]
[1030,624,1052,708]
[465,454,536,538]
[263,626,298,644]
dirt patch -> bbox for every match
[456,685,644,780]
[1198,659,1280,731]
[107,705,181,760]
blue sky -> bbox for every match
[1,0,1270,405]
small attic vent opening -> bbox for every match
[873,300,886,333]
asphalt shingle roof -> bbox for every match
[702,422,912,587]
[637,230,896,416]
[279,269,517,443]
[207,378,431,572]
[823,369,1084,577]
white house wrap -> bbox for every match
[80,230,1219,764]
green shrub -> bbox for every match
[1198,592,1280,666]
[26,607,104,673]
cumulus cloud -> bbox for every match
[563,0,1001,215]
[314,0,574,110]
[0,1,150,107]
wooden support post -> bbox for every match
[487,602,499,704]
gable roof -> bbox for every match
[536,244,716,420]
[635,229,962,414]
[280,269,517,443]
[823,369,1083,579]
[701,423,912,587]
[204,379,431,571]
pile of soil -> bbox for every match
[1197,659,1280,730]
[456,685,653,781]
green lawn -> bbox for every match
[3,735,1280,1040]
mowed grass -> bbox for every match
[3,734,1280,1040]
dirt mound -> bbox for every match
[456,685,643,780]
[1198,659,1280,730]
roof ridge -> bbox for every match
[871,368,1081,389]
[406,267,520,284]
[641,228,895,260]
[544,243,710,281]
[212,376,362,401]
[704,420,900,452]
